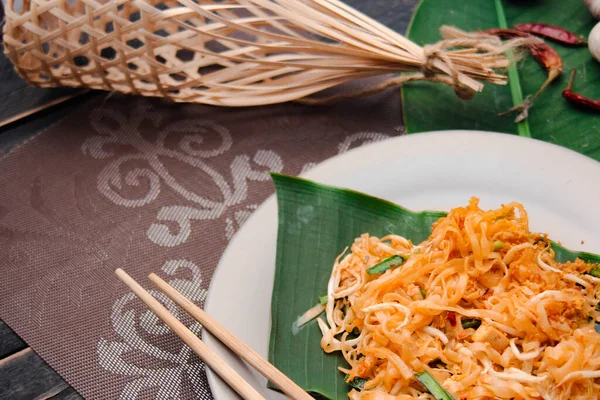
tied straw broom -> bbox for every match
[2,0,534,106]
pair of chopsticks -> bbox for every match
[115,269,312,400]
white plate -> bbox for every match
[204,130,600,400]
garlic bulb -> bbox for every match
[585,0,600,19]
[590,22,600,62]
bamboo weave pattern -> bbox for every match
[3,0,510,106]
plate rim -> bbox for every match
[203,130,600,399]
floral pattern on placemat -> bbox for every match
[0,87,402,399]
[97,260,209,399]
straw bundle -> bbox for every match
[3,0,518,106]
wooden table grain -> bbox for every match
[0,320,84,399]
[0,0,418,398]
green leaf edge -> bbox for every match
[270,173,448,220]
[551,241,600,264]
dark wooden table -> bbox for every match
[0,321,82,399]
[0,2,90,397]
[0,0,417,397]
[0,15,89,400]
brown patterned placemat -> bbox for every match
[0,86,404,399]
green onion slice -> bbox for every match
[366,255,404,275]
[461,318,482,330]
[345,375,368,390]
[415,371,456,400]
[589,267,600,278]
[319,294,328,305]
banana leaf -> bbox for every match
[268,174,600,400]
[402,0,600,161]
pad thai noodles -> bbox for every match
[315,198,600,400]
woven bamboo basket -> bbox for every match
[2,0,520,106]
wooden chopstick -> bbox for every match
[114,268,265,400]
[148,273,313,400]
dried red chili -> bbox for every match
[484,28,564,122]
[447,312,457,327]
[483,29,564,82]
[483,28,530,39]
[514,23,586,46]
[562,68,600,113]
[528,42,563,100]
[482,28,563,88]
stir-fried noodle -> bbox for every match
[316,198,600,400]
